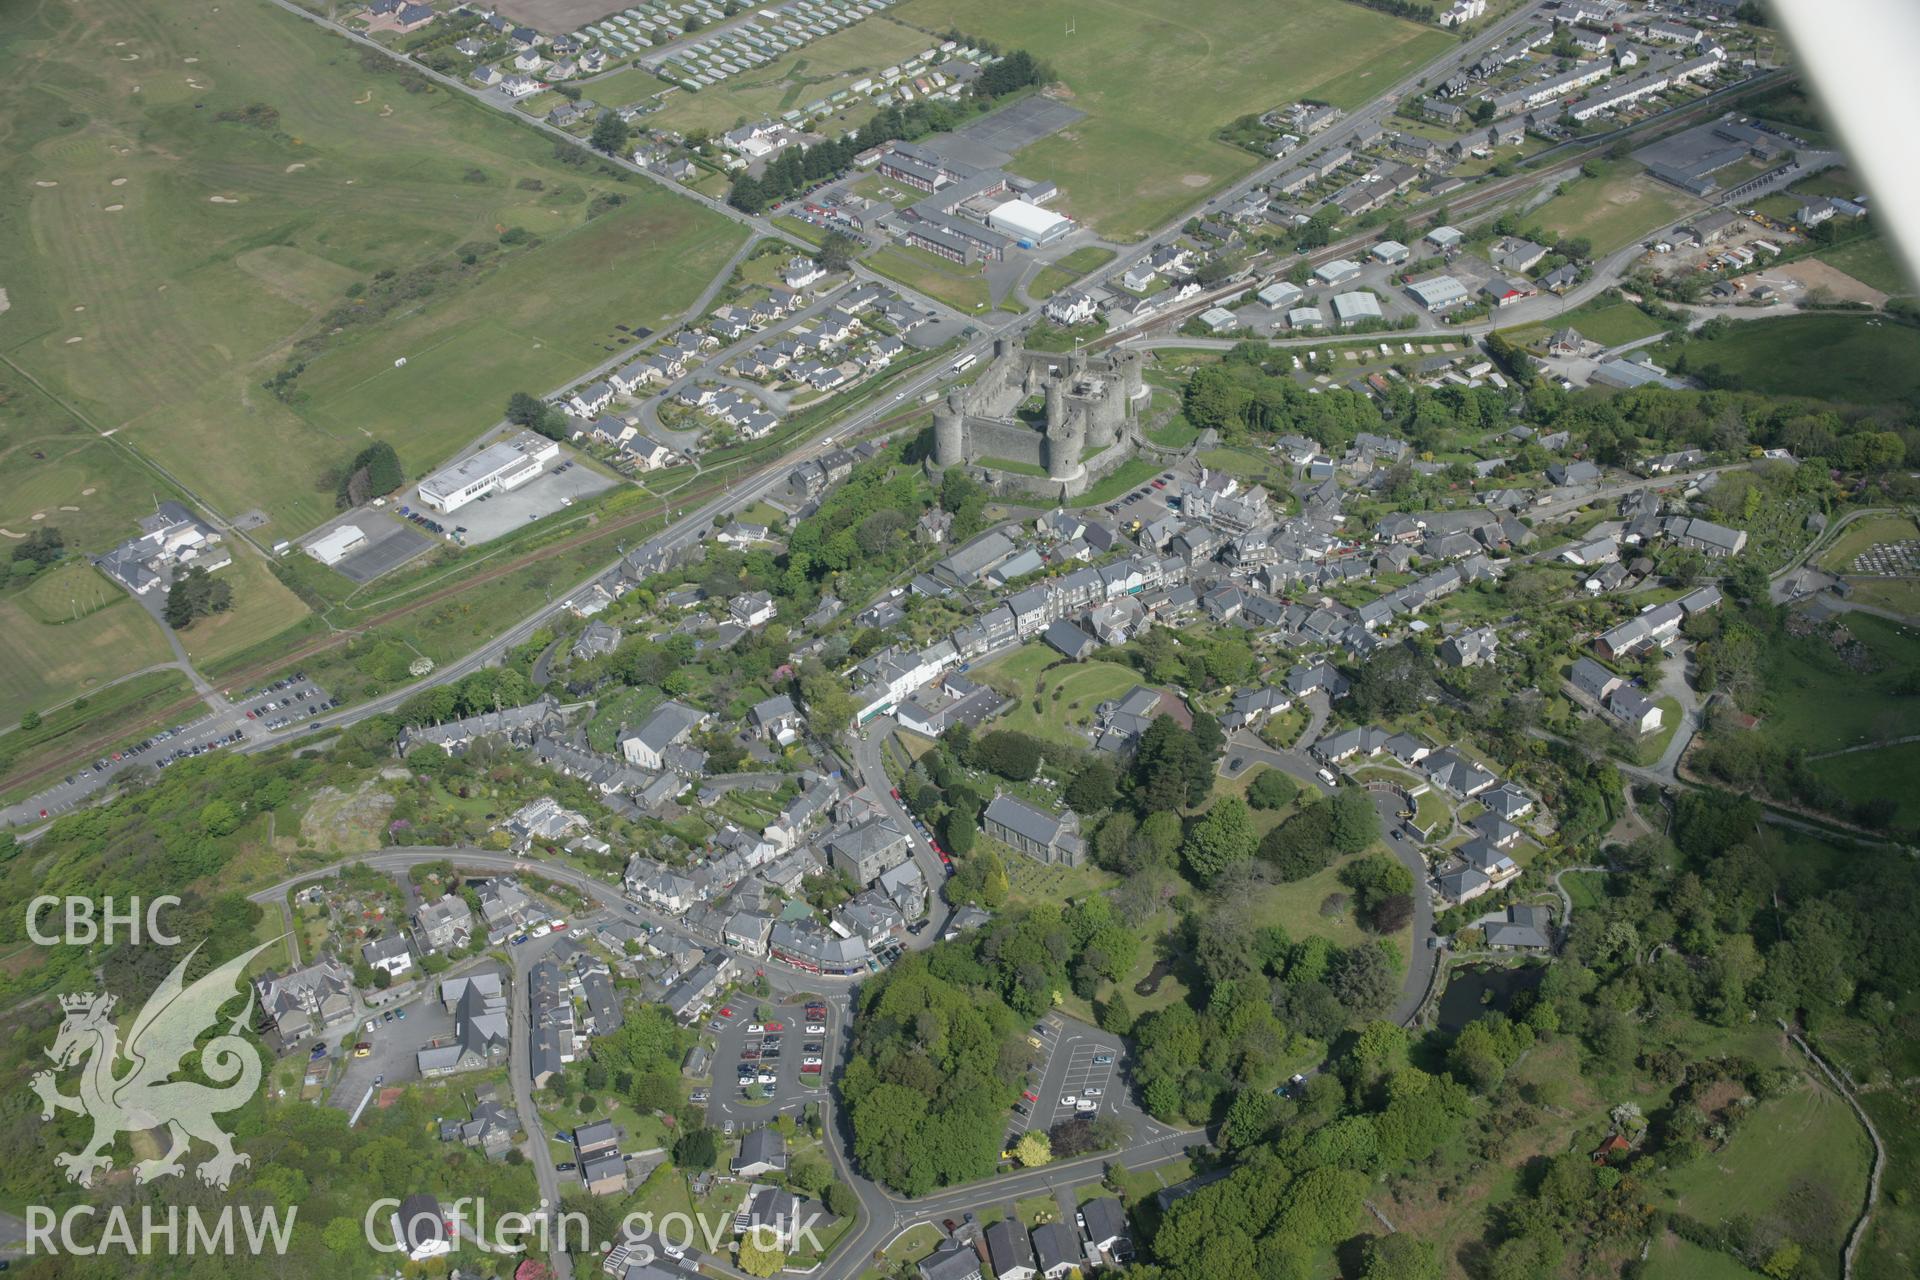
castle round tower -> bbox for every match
[1044,380,1085,480]
[932,389,965,467]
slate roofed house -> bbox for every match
[1482,782,1535,821]
[826,816,912,885]
[1606,684,1664,734]
[732,1125,788,1176]
[391,1194,451,1261]
[1031,1222,1079,1279]
[919,1238,988,1280]
[1424,748,1498,798]
[415,893,474,952]
[1485,903,1553,950]
[983,794,1083,866]
[1439,625,1499,668]
[985,1218,1038,1280]
[749,693,802,746]
[1080,1196,1132,1256]
[1568,655,1622,704]
[1042,617,1099,660]
[361,934,414,979]
[572,618,622,662]
[1547,459,1601,487]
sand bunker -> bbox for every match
[185,57,199,64]
[72,305,84,312]
[111,177,128,186]
[31,512,45,521]
[209,195,238,204]
[285,162,307,172]
[81,487,97,496]
[354,90,372,105]
[378,105,393,117]
[34,180,57,188]
[0,529,21,539]
[104,203,124,211]
[57,505,79,512]
[0,289,10,315]
[64,336,83,344]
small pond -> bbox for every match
[1435,962,1547,1033]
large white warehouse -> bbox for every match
[417,432,560,514]
[986,199,1072,245]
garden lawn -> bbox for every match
[1244,853,1396,954]
[1665,314,1920,404]
[895,0,1452,238]
[1756,612,1920,754]
[0,0,740,543]
[1528,163,1700,254]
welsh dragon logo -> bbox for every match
[32,940,275,1190]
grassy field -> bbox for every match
[1245,851,1402,954]
[173,550,315,668]
[1846,578,1920,617]
[866,244,993,313]
[0,586,173,725]
[647,19,933,135]
[0,668,189,783]
[1818,235,1917,298]
[1529,163,1700,254]
[896,0,1453,239]
[289,195,743,468]
[1666,314,1920,404]
[1807,742,1920,829]
[1642,1233,1765,1280]
[975,643,1144,748]
[571,66,667,111]
[1029,246,1117,298]
[1815,514,1920,574]
[1759,613,1920,753]
[0,0,741,544]
[1504,299,1668,350]
[1657,1078,1870,1264]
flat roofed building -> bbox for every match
[418,432,560,514]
